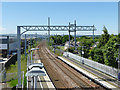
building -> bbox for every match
[0,35,17,58]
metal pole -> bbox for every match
[34,76,37,90]
[48,17,50,43]
[118,1,120,34]
[31,50,32,64]
[25,34,27,56]
[118,45,120,79]
[17,26,21,88]
[27,76,28,89]
[31,77,33,89]
[27,51,30,67]
[74,20,76,50]
[36,33,37,43]
[93,25,95,43]
[22,71,24,89]
[31,38,32,48]
[69,22,70,48]
[27,53,29,89]
[56,34,57,44]
[118,2,120,88]
[7,36,9,56]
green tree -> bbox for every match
[118,33,120,44]
[50,35,73,45]
[68,47,75,53]
[104,36,118,68]
[62,35,73,44]
[97,26,110,48]
[94,48,104,63]
[89,48,95,60]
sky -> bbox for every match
[0,2,118,35]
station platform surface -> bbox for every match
[27,59,55,89]
[58,56,120,90]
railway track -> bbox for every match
[37,41,105,89]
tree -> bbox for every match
[97,26,110,48]
[118,33,120,44]
[89,48,95,60]
[94,48,104,63]
[89,48,104,63]
[50,35,73,45]
[68,47,75,53]
[62,35,73,44]
[104,36,118,68]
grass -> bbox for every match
[57,46,64,51]
[7,79,18,87]
[6,54,27,88]
[5,40,41,88]
[6,55,27,73]
[47,43,64,56]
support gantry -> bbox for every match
[17,26,21,87]
[48,17,50,43]
[74,20,76,49]
[17,18,96,87]
[69,22,71,48]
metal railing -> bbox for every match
[64,52,118,78]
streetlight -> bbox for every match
[31,48,39,64]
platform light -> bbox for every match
[28,63,44,70]
[31,48,39,51]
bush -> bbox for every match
[68,47,75,53]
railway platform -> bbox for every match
[58,56,119,90]
[27,50,55,89]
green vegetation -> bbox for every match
[6,38,39,88]
[6,54,27,73]
[6,54,27,88]
[49,35,73,45]
[49,26,119,68]
[8,79,18,87]
[89,26,118,68]
[48,35,74,56]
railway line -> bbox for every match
[37,41,105,89]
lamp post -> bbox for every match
[30,48,39,64]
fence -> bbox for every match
[5,54,17,68]
[0,69,24,83]
[0,68,6,82]
[48,46,64,56]
[63,52,118,79]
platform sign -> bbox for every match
[0,44,7,49]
